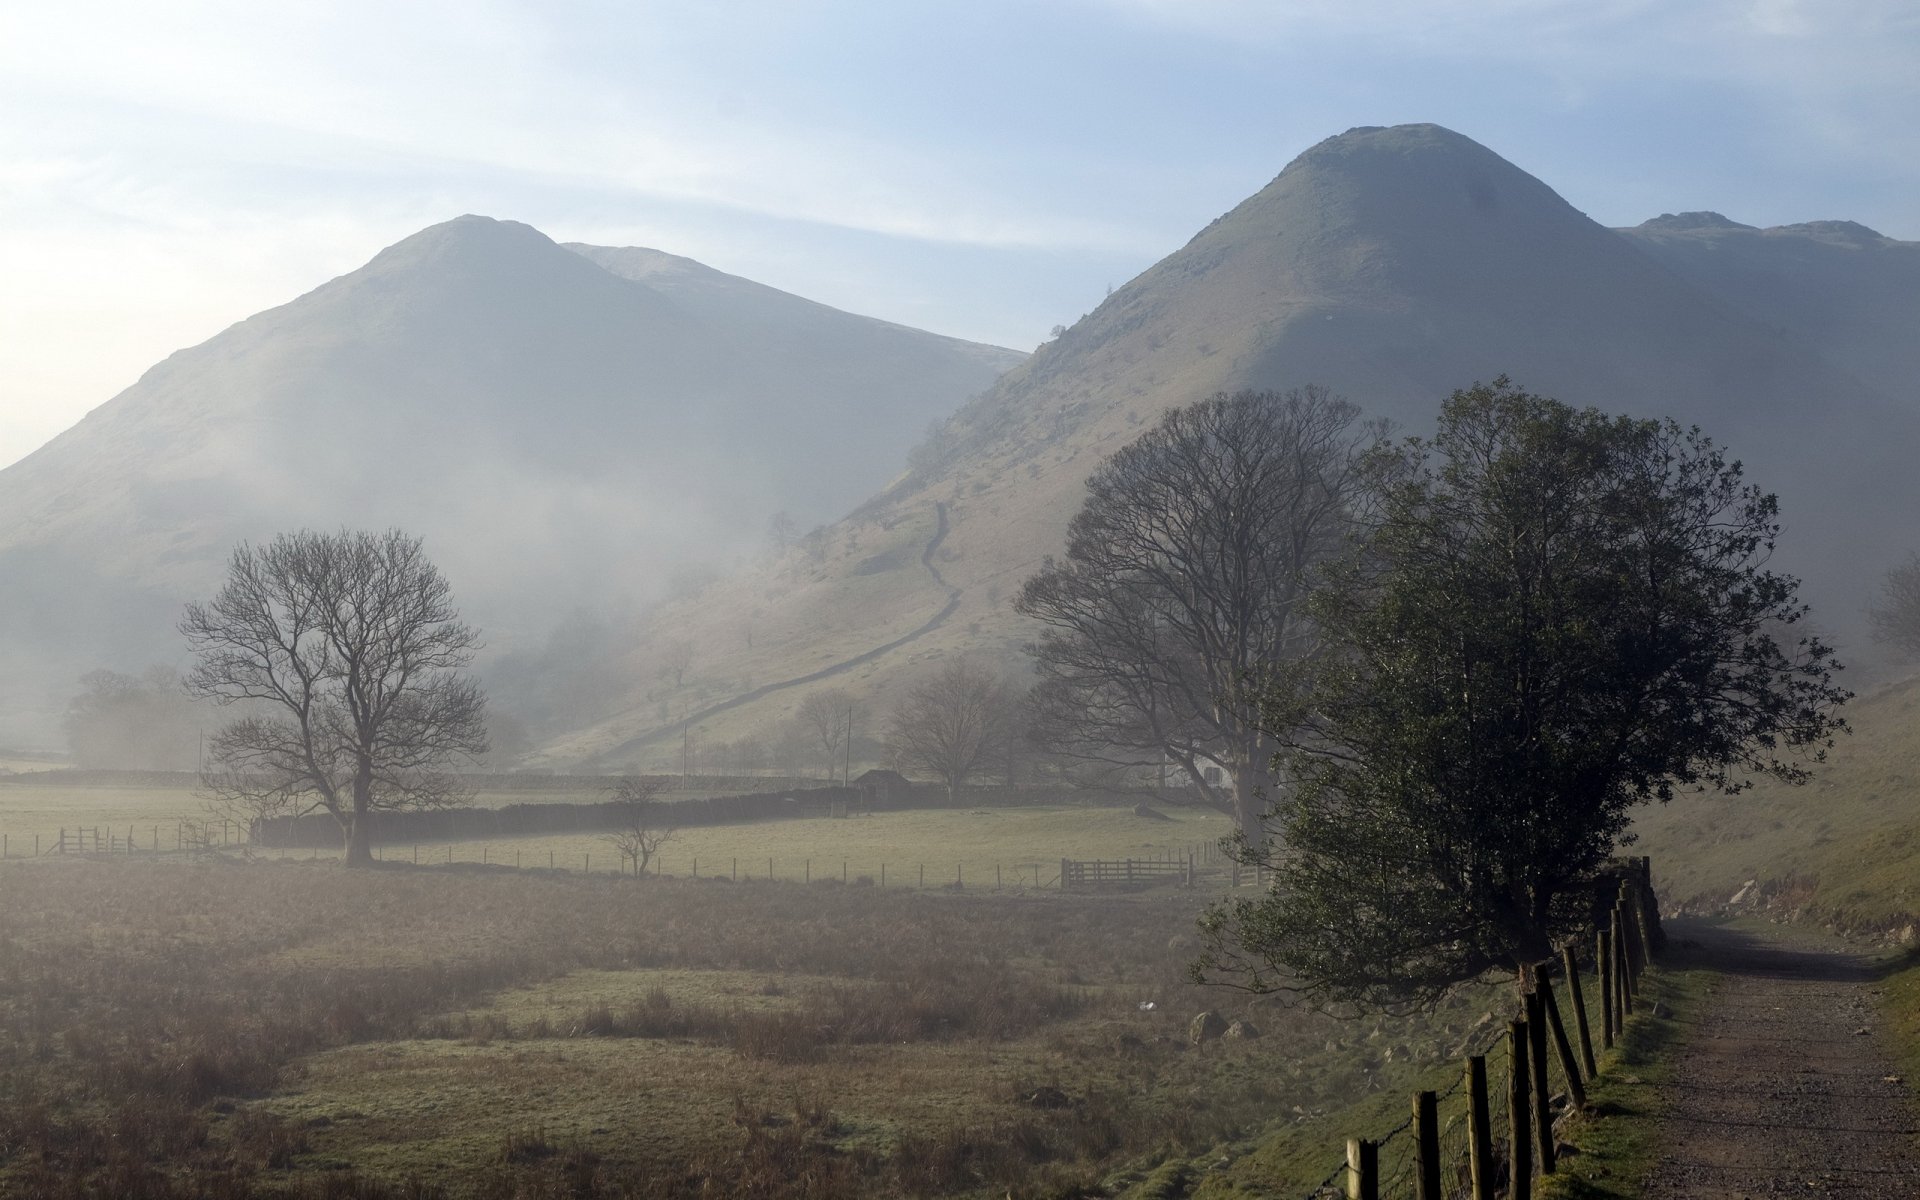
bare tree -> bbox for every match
[1870,552,1920,658]
[796,688,854,782]
[660,639,695,688]
[63,666,201,771]
[1016,387,1377,844]
[180,529,487,866]
[603,777,674,875]
[885,659,1012,802]
[766,511,799,555]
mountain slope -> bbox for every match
[1619,212,1920,402]
[0,217,1021,746]
[548,124,1920,770]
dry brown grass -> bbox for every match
[0,858,1486,1197]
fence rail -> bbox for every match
[1060,855,1194,889]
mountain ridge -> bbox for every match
[545,123,1920,771]
[0,216,1023,747]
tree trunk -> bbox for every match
[346,770,375,868]
[1234,757,1270,850]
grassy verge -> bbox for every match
[1537,961,1714,1199]
[1871,948,1920,1088]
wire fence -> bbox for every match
[1290,858,1662,1200]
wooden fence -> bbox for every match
[1297,858,1663,1200]
[1061,855,1195,889]
[2,821,245,858]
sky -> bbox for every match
[3,0,1917,470]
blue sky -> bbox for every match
[3,0,1916,469]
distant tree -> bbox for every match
[181,529,488,866]
[1197,381,1850,1008]
[660,639,695,688]
[1869,553,1920,658]
[796,689,855,782]
[800,526,830,564]
[602,777,674,876]
[1017,387,1378,844]
[63,666,201,771]
[766,511,800,554]
[885,659,1013,802]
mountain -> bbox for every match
[541,123,1920,771]
[0,217,1022,747]
[1618,212,1920,402]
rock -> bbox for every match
[1023,1086,1071,1109]
[1189,1011,1230,1043]
[1730,879,1757,906]
[1132,803,1172,820]
[1225,1019,1262,1040]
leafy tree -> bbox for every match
[1017,387,1377,843]
[885,659,1013,802]
[1869,552,1920,657]
[181,529,488,866]
[1198,380,1849,1009]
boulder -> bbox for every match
[1132,803,1173,821]
[1023,1086,1071,1109]
[1189,1011,1230,1043]
[1225,1019,1261,1040]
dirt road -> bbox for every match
[1641,920,1920,1197]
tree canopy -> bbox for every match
[181,528,488,865]
[884,659,1013,801]
[1197,380,1848,1009]
[1017,387,1377,842]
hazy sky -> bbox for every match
[3,0,1916,470]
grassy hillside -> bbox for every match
[1633,669,1920,935]
[549,123,1920,772]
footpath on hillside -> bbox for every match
[1641,920,1920,1197]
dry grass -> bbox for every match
[0,855,1492,1197]
[1633,670,1920,934]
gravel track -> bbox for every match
[1642,920,1920,1197]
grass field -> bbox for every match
[0,824,1503,1198]
[0,783,1229,893]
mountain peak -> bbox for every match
[1638,211,1756,232]
[1773,219,1887,245]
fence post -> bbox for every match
[1537,967,1587,1111]
[1060,857,1069,891]
[919,863,925,888]
[1524,988,1554,1174]
[1414,1089,1441,1200]
[732,857,737,881]
[1614,907,1635,1017]
[880,863,885,887]
[997,863,1002,890]
[768,856,773,881]
[1562,943,1598,1077]
[1346,1137,1379,1200]
[1509,1020,1533,1200]
[1598,927,1615,1048]
[1467,1055,1494,1200]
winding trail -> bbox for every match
[595,503,961,763]
[1641,920,1920,1197]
